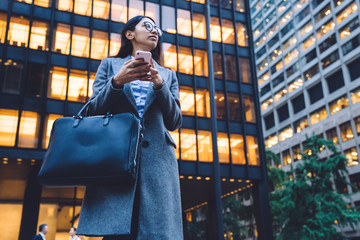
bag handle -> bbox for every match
[75,101,92,118]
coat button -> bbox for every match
[142,141,149,148]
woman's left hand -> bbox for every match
[148,58,164,88]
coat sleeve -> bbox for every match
[86,58,124,115]
[154,70,182,131]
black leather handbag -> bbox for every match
[38,101,142,187]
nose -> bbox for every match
[151,28,158,35]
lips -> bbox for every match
[148,35,158,41]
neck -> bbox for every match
[131,43,152,57]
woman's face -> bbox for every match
[128,18,159,51]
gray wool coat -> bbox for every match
[76,55,184,240]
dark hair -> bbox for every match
[39,224,47,232]
[112,15,162,65]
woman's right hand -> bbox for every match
[112,58,151,88]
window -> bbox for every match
[246,136,260,165]
[230,134,245,164]
[279,126,293,142]
[294,116,308,133]
[196,88,211,118]
[30,20,50,51]
[18,111,40,148]
[74,0,92,16]
[318,34,336,54]
[267,23,278,39]
[344,148,359,166]
[213,52,223,79]
[284,49,298,66]
[333,0,345,8]
[326,127,338,145]
[109,33,121,56]
[217,132,229,163]
[277,104,289,122]
[93,0,110,20]
[68,69,88,102]
[355,116,360,136]
[304,64,319,80]
[280,21,294,38]
[180,129,196,161]
[342,34,360,55]
[301,48,316,66]
[265,10,276,24]
[7,16,29,47]
[236,22,248,47]
[194,49,208,77]
[272,74,284,89]
[91,30,108,60]
[243,95,256,123]
[282,150,291,166]
[267,34,279,49]
[180,86,211,118]
[288,77,303,93]
[34,0,52,7]
[111,0,127,23]
[336,2,358,24]
[145,2,160,25]
[339,122,353,142]
[310,107,327,125]
[274,88,287,102]
[291,94,305,113]
[253,23,263,39]
[161,5,176,34]
[283,36,297,52]
[308,82,323,104]
[292,145,302,162]
[302,35,315,50]
[228,93,241,122]
[239,58,252,83]
[265,134,278,148]
[261,98,274,112]
[193,13,206,39]
[314,4,331,24]
[256,46,266,60]
[177,9,191,37]
[269,47,282,62]
[264,112,275,130]
[1,60,24,94]
[52,23,70,54]
[163,43,177,71]
[350,173,360,192]
[258,72,270,86]
[326,69,344,94]
[298,21,312,39]
[321,50,339,69]
[57,0,73,12]
[198,130,213,162]
[26,62,45,97]
[222,19,235,44]
[71,26,90,58]
[225,55,238,81]
[0,109,19,147]
[329,95,348,115]
[215,91,227,120]
[210,17,221,42]
[178,46,193,75]
[0,13,6,44]
[260,83,271,97]
[294,5,310,25]
[257,58,268,73]
[48,66,67,100]
[339,18,359,40]
[316,20,335,39]
[285,62,299,78]
[279,9,292,26]
[348,57,360,81]
[351,87,360,104]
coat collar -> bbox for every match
[110,55,168,119]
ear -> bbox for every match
[125,30,134,40]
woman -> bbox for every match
[69,227,82,240]
[76,16,183,240]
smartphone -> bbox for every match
[135,50,152,63]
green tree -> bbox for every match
[268,135,360,240]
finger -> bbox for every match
[149,57,155,68]
[130,59,147,68]
[149,67,159,74]
[123,59,133,65]
[133,64,151,73]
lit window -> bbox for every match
[265,134,278,148]
[68,69,88,102]
[283,36,297,52]
[261,97,273,111]
[93,0,110,19]
[129,0,143,20]
[145,2,160,26]
[294,116,308,133]
[177,9,191,37]
[15,0,32,3]
[74,0,92,16]
[279,10,293,26]
[351,87,360,104]
[282,150,291,166]
[215,91,227,120]
[111,0,127,23]
[298,21,313,39]
[284,49,298,65]
[0,12,7,44]
[344,147,358,166]
[230,134,245,164]
[228,92,241,122]
[178,46,193,75]
[198,130,213,162]
[236,22,248,47]
[239,58,252,83]
[161,5,176,34]
[355,116,360,136]
[0,109,19,147]
[288,77,303,93]
[18,111,40,148]
[180,129,196,161]
[292,145,302,162]
[189,13,206,39]
[246,136,260,165]
[257,58,268,72]
[30,20,50,51]
[255,34,266,47]
[71,26,90,58]
[8,16,29,47]
[302,35,315,50]
[339,17,359,40]
[91,30,108,60]
[336,2,358,24]
[169,130,179,159]
[194,49,208,76]
[269,47,282,62]
[187,0,205,3]
[316,20,335,39]
[310,107,327,125]
[57,0,73,12]
[258,72,270,85]
[88,72,95,97]
[329,95,349,115]
[217,132,230,163]
[236,0,245,12]
[274,88,287,102]
[243,95,256,123]
[196,88,211,118]
[53,23,70,54]
[163,43,177,71]
[48,66,67,100]
[279,126,293,142]
[340,122,354,142]
[314,4,331,24]
[109,33,121,56]
[210,17,221,42]
[179,86,195,116]
[222,19,235,44]
[34,0,52,8]
[43,114,63,149]
[326,128,338,145]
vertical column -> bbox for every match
[18,163,42,240]
[204,1,224,239]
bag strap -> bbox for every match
[76,101,92,117]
